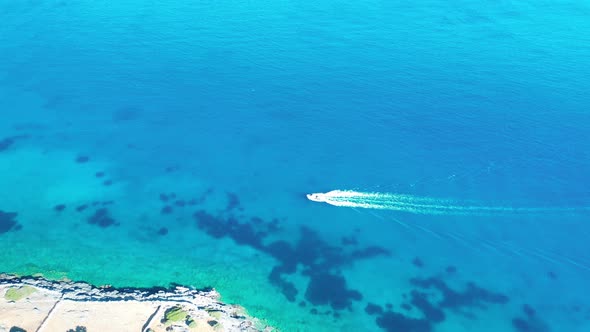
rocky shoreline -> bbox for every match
[0,274,272,332]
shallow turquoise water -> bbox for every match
[1,1,590,331]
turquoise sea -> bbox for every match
[1,0,590,331]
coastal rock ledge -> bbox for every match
[0,274,273,332]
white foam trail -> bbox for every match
[309,190,590,271]
[307,190,588,215]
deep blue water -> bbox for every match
[1,1,590,331]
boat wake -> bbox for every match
[307,189,590,271]
[307,190,588,215]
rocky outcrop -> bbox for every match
[0,274,272,332]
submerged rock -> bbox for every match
[87,208,118,228]
[0,211,19,234]
[75,155,90,163]
[0,135,29,153]
[0,137,15,152]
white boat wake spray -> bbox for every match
[307,189,590,271]
[307,190,588,215]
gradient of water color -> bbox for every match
[1,1,590,331]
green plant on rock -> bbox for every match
[206,309,223,320]
[162,305,189,324]
[4,286,37,302]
